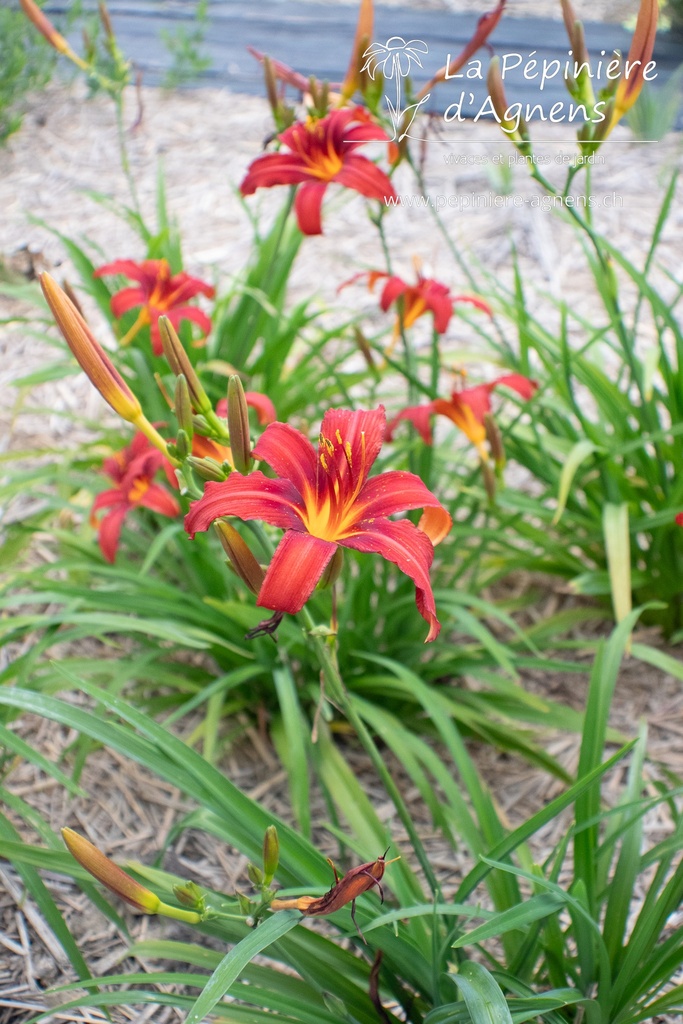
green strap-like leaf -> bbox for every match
[455,961,513,1024]
[183,910,301,1024]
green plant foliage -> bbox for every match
[0,4,55,144]
[160,0,212,89]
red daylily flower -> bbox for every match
[388,373,538,451]
[94,259,215,356]
[185,407,452,641]
[240,107,396,236]
[676,513,683,527]
[345,269,491,336]
[92,433,180,562]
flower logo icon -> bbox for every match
[361,36,431,141]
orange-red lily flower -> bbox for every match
[387,373,537,453]
[345,269,492,336]
[185,407,451,641]
[95,259,215,355]
[92,433,180,562]
[240,107,396,236]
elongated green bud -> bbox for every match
[174,374,194,440]
[173,880,206,912]
[187,456,230,482]
[159,316,212,416]
[227,375,252,475]
[262,825,279,885]
[483,413,505,471]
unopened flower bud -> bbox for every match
[214,520,265,596]
[41,273,141,423]
[159,317,212,416]
[62,827,160,913]
[262,55,280,119]
[173,880,206,912]
[187,456,230,482]
[487,58,532,156]
[98,1,115,41]
[192,414,210,433]
[174,375,194,440]
[483,412,505,471]
[262,825,279,885]
[175,428,191,460]
[227,376,252,475]
[353,326,376,370]
[20,0,89,69]
[247,863,264,888]
[62,828,203,923]
[317,547,344,591]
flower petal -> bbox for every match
[433,396,488,445]
[386,404,434,445]
[354,470,448,527]
[95,261,156,287]
[424,288,453,334]
[252,422,318,499]
[138,482,180,518]
[294,181,328,235]
[256,531,337,613]
[245,391,277,425]
[335,156,396,202]
[97,504,129,563]
[379,276,408,312]
[167,306,213,337]
[491,373,538,402]
[452,294,493,317]
[110,286,145,319]
[167,273,215,304]
[240,154,311,194]
[185,473,305,537]
[318,406,385,493]
[341,518,442,642]
[92,488,126,514]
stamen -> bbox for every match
[335,429,343,445]
[344,442,353,470]
[320,453,329,471]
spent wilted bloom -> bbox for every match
[95,259,215,355]
[240,107,395,235]
[185,406,451,641]
[271,847,400,941]
[92,433,180,562]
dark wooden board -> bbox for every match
[44,0,682,124]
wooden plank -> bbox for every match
[45,0,682,122]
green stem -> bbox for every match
[300,607,440,896]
